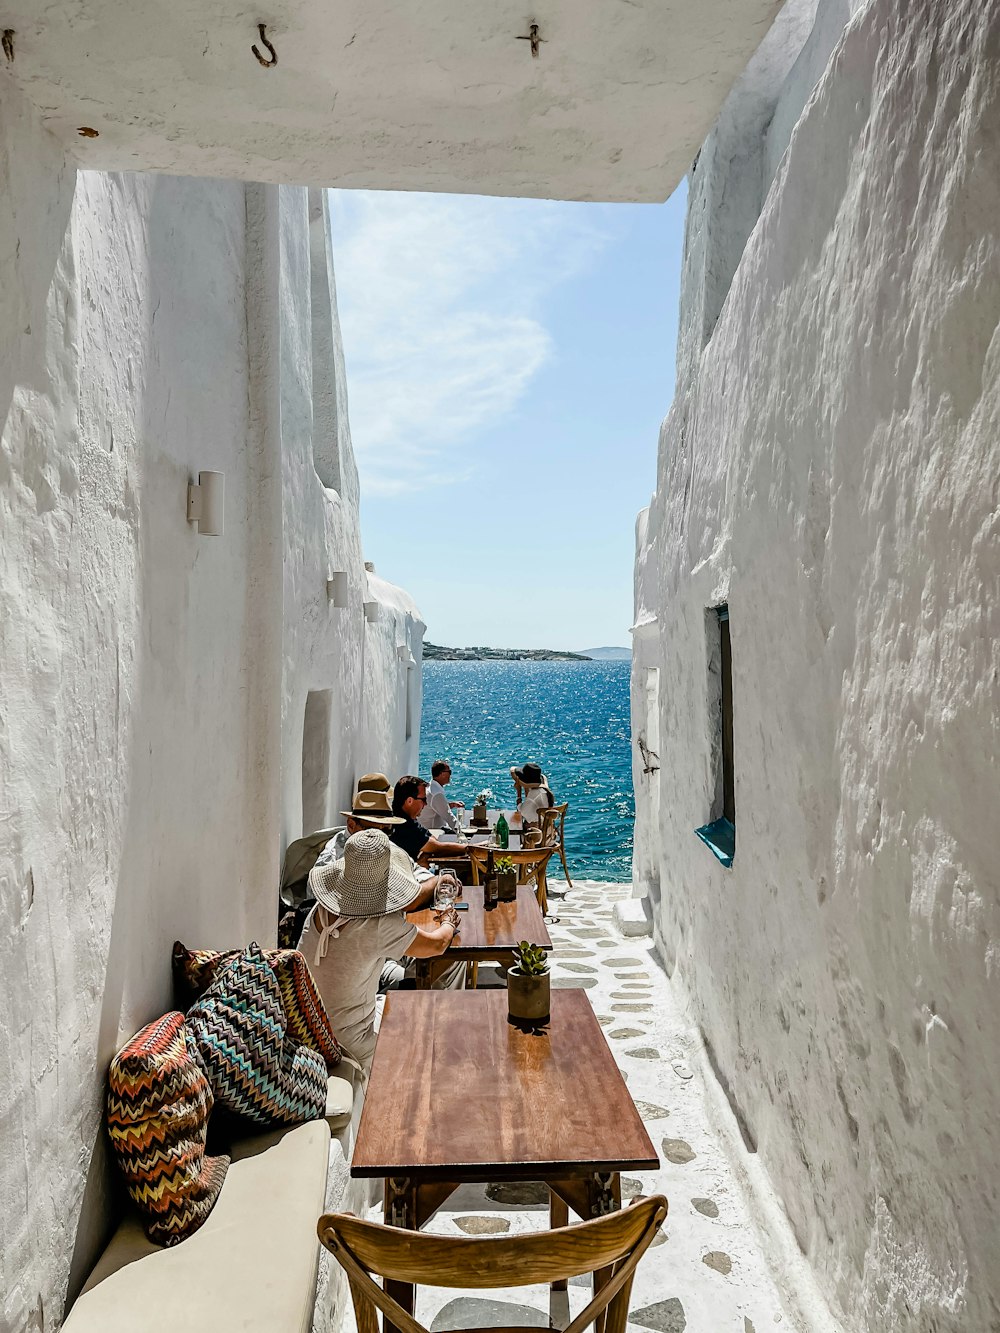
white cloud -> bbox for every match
[328,191,609,494]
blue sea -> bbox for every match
[418,659,634,882]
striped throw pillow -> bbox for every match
[173,941,342,1072]
[107,1012,229,1246]
[186,942,327,1126]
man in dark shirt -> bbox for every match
[390,775,464,866]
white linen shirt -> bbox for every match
[518,786,555,827]
[419,778,458,833]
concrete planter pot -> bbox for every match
[497,871,517,902]
[507,969,550,1023]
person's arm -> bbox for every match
[409,875,438,909]
[405,910,460,958]
[416,834,466,866]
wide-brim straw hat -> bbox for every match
[356,772,391,793]
[341,787,404,826]
[310,829,420,918]
[513,762,547,788]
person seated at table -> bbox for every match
[308,789,443,907]
[390,775,467,866]
[418,760,465,833]
[300,829,463,1072]
[510,761,556,829]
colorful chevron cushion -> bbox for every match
[107,1011,229,1247]
[173,942,342,1072]
[185,942,328,1126]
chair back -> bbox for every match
[467,843,554,882]
[319,1195,668,1333]
[540,802,568,846]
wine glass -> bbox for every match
[434,874,460,913]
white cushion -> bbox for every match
[65,1120,331,1333]
[325,1074,354,1127]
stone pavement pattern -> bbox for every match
[354,881,801,1333]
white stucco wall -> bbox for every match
[0,79,421,1328]
[634,0,1000,1327]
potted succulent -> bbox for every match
[472,788,493,827]
[507,940,550,1024]
[494,856,517,902]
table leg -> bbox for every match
[587,1173,621,1333]
[383,1178,417,1333]
[549,1189,569,1290]
[382,1177,459,1333]
[414,960,431,990]
[549,1174,621,1333]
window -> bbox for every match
[719,608,735,824]
[695,605,735,866]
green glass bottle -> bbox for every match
[495,811,509,849]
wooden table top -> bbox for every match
[406,884,551,957]
[352,989,659,1181]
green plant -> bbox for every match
[495,857,515,875]
[512,940,549,976]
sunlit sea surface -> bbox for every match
[418,659,633,882]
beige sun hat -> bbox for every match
[310,829,420,918]
[356,772,391,793]
[340,788,404,826]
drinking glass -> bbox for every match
[434,874,460,913]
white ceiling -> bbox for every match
[4,0,783,201]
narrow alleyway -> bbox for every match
[354,882,812,1333]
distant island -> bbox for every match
[424,642,591,662]
[578,646,631,660]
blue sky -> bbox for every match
[328,186,687,651]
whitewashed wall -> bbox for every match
[0,80,421,1329]
[634,0,1000,1328]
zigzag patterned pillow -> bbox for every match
[173,942,342,1071]
[107,1011,229,1247]
[186,942,328,1125]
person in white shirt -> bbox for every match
[510,761,556,828]
[419,760,465,833]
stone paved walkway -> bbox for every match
[356,880,808,1333]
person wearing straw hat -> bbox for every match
[299,829,462,1071]
[510,761,556,829]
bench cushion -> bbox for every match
[187,943,327,1126]
[106,1012,229,1246]
[66,1119,331,1333]
[324,1074,354,1128]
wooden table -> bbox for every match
[405,883,551,987]
[353,989,659,1326]
[432,808,529,849]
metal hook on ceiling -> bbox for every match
[252,23,277,68]
[2,29,14,63]
[517,22,543,57]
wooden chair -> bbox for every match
[318,1194,668,1333]
[467,844,556,915]
[539,802,572,888]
